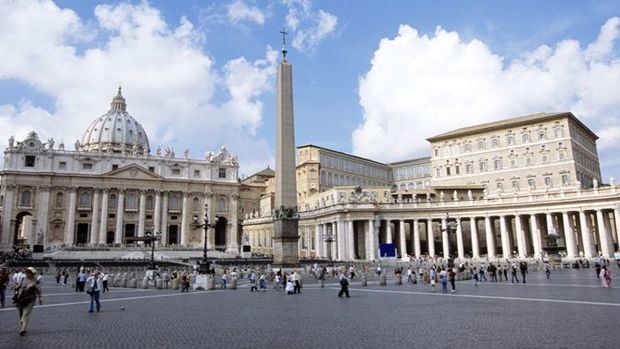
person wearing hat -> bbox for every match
[86,270,102,313]
[15,267,43,336]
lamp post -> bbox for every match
[441,213,457,267]
[145,228,161,271]
[192,203,219,274]
[323,228,335,267]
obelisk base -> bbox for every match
[272,219,300,268]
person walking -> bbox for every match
[471,267,479,287]
[407,266,414,283]
[520,261,528,284]
[220,273,227,289]
[448,267,456,292]
[62,270,69,285]
[430,268,437,292]
[259,273,267,291]
[338,275,350,298]
[86,271,102,313]
[293,271,302,294]
[55,271,62,285]
[600,266,612,287]
[511,262,520,283]
[102,272,110,293]
[77,270,87,292]
[0,265,10,307]
[440,269,448,293]
[249,272,258,292]
[479,265,487,282]
[544,263,551,280]
[15,267,43,336]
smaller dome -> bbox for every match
[81,87,150,154]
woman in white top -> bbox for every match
[86,270,102,313]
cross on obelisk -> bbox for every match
[279,28,288,59]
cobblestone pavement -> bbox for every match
[1,268,619,348]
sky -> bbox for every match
[1,0,619,180]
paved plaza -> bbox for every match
[1,268,619,348]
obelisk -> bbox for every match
[273,29,299,267]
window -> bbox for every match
[149,166,155,172]
[55,192,64,207]
[109,194,117,209]
[218,197,226,211]
[494,159,502,170]
[193,197,199,208]
[455,166,460,175]
[465,163,473,174]
[522,133,530,143]
[528,178,536,189]
[492,139,499,148]
[558,152,566,160]
[542,154,548,163]
[436,168,441,177]
[554,128,564,138]
[170,195,181,210]
[464,143,472,152]
[127,193,137,210]
[477,141,485,150]
[479,161,487,171]
[526,156,533,165]
[561,174,570,185]
[434,148,439,156]
[446,167,451,176]
[58,161,67,170]
[510,158,517,168]
[218,168,226,179]
[25,156,36,167]
[112,164,119,170]
[79,192,90,207]
[146,195,154,210]
[512,180,519,190]
[544,176,552,187]
[193,170,200,178]
[172,168,181,176]
[507,136,515,145]
[496,182,503,190]
[538,132,545,140]
[20,190,32,207]
[82,163,93,170]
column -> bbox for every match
[530,214,541,257]
[98,189,109,244]
[1,185,15,247]
[515,214,526,258]
[36,186,51,244]
[347,220,355,260]
[315,223,322,258]
[578,211,593,257]
[322,224,329,258]
[115,189,124,244]
[499,215,510,258]
[484,216,495,258]
[206,194,215,249]
[399,220,407,258]
[154,191,161,234]
[427,219,435,257]
[161,192,168,245]
[562,211,576,258]
[614,205,620,249]
[386,220,393,244]
[546,212,556,235]
[470,218,479,259]
[455,217,464,260]
[65,188,77,244]
[336,220,346,261]
[90,189,100,244]
[180,193,189,246]
[413,219,421,258]
[596,209,611,257]
[137,190,146,241]
[229,195,240,253]
[441,217,449,259]
[367,220,376,260]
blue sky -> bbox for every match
[1,0,619,180]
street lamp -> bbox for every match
[145,228,161,271]
[323,228,336,267]
[441,213,457,266]
[192,203,219,274]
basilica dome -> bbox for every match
[81,88,150,154]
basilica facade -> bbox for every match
[0,89,241,253]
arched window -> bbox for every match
[127,193,137,209]
[109,194,117,209]
[146,195,154,210]
[20,190,32,207]
[55,192,64,207]
[218,197,226,211]
[79,191,90,207]
[193,197,199,209]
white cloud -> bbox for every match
[354,18,620,178]
[0,0,277,176]
[226,0,266,26]
[284,0,337,53]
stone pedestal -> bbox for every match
[396,274,402,285]
[193,274,213,290]
[273,219,300,268]
[380,274,387,286]
[230,278,237,290]
[361,274,367,287]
